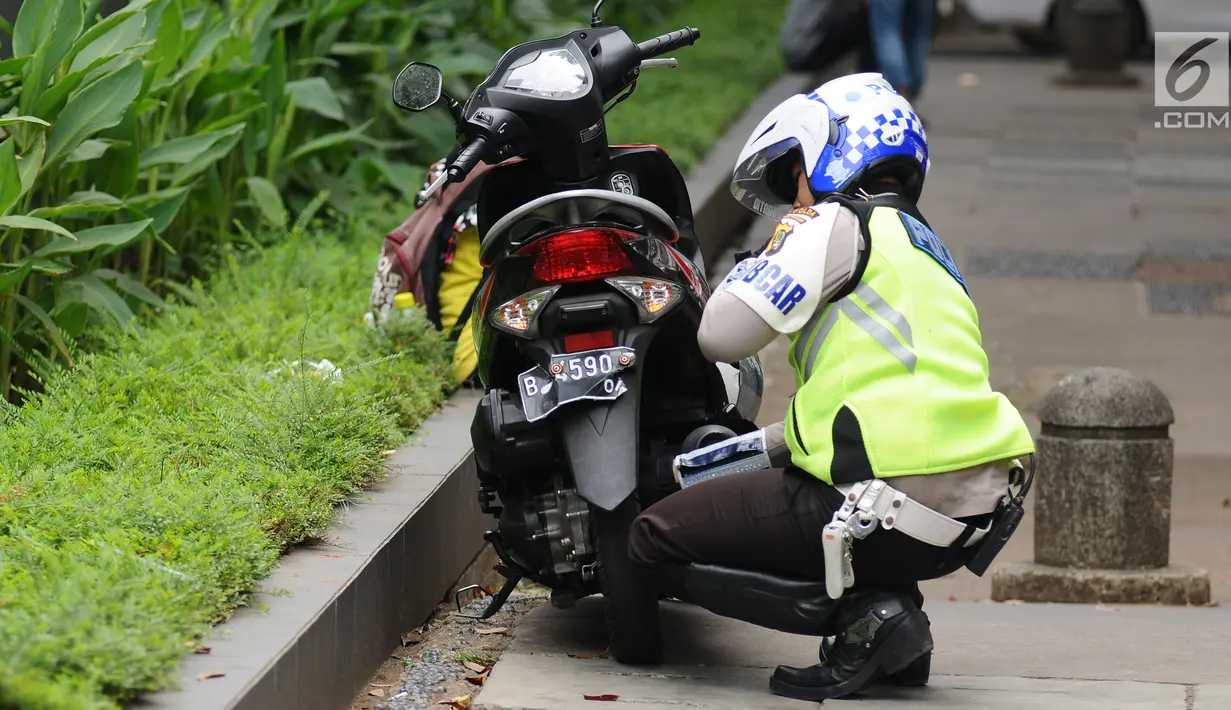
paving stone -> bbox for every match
[477,655,1192,710]
[1135,153,1231,187]
[1195,685,1231,710]
[962,247,1139,280]
[1143,237,1231,260]
[1146,283,1223,316]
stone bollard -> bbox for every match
[1052,0,1140,88]
[991,367,1211,605]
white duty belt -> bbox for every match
[821,477,997,601]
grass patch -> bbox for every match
[0,198,452,709]
[605,0,791,172]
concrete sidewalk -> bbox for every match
[478,598,1231,708]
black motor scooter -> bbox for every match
[391,0,764,664]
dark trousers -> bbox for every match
[628,467,986,609]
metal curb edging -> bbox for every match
[139,391,487,710]
[137,67,842,710]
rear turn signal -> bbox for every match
[606,277,682,322]
[517,227,638,285]
[490,285,560,337]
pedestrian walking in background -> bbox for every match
[779,0,871,76]
[867,0,935,101]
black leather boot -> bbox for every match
[819,636,931,686]
[769,590,933,702]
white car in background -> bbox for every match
[959,0,1231,57]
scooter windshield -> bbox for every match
[500,48,589,99]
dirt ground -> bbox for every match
[349,545,551,710]
[348,589,549,710]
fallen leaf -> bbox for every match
[462,660,488,674]
[401,629,423,646]
[368,688,386,698]
[948,595,958,602]
[436,695,471,709]
[1223,497,1229,508]
[185,641,211,654]
[475,626,508,635]
[316,554,344,559]
[568,647,608,659]
[584,694,619,701]
[196,671,225,681]
[465,674,487,686]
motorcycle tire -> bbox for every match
[593,497,664,665]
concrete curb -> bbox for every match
[139,391,486,710]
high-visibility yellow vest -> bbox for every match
[785,196,1034,485]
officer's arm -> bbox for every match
[696,202,863,363]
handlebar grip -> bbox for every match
[635,27,701,60]
[447,136,488,183]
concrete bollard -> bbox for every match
[991,367,1211,605]
[1052,0,1140,88]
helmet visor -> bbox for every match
[730,139,801,221]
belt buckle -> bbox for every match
[843,513,878,539]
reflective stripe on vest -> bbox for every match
[791,282,916,382]
[785,204,1035,484]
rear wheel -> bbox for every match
[593,497,663,664]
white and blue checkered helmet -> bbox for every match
[731,73,929,220]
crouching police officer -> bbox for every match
[627,72,1035,702]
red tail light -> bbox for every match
[564,330,615,353]
[517,227,638,285]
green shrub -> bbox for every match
[0,199,452,708]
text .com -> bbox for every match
[1155,112,1231,129]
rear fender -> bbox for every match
[558,327,655,511]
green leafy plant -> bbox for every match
[0,0,624,402]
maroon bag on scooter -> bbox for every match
[369,159,497,334]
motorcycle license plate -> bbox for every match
[518,347,635,422]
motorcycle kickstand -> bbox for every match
[454,564,523,620]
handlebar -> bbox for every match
[635,27,701,60]
[425,26,701,197]
[447,136,488,183]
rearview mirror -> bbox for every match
[392,62,443,112]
